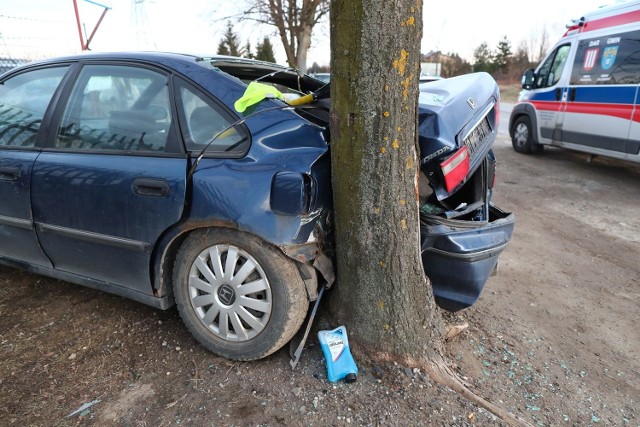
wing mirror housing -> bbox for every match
[521,69,535,90]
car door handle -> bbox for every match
[0,166,20,181]
[569,87,576,102]
[132,178,170,197]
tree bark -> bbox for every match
[329,0,445,365]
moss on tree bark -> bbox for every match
[329,0,445,365]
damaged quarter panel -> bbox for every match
[174,60,334,262]
[188,113,331,249]
[169,59,332,254]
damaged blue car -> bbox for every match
[0,52,514,361]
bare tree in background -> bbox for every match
[243,0,329,72]
[526,25,550,64]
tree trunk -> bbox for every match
[295,25,313,72]
[329,0,445,365]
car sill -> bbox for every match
[0,255,170,309]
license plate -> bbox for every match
[464,117,491,158]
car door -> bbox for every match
[0,65,70,266]
[31,63,187,296]
[529,43,573,145]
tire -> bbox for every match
[173,228,308,361]
[511,115,543,154]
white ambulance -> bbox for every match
[509,1,640,162]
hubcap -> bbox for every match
[188,244,272,342]
[514,123,529,147]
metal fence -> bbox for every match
[0,57,31,74]
[1,13,80,75]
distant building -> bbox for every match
[422,51,472,78]
[420,62,441,77]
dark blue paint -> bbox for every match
[31,153,186,294]
[0,52,514,313]
[418,72,499,200]
[572,85,637,103]
[527,90,559,101]
[0,150,52,266]
[421,206,515,311]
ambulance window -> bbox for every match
[608,31,640,84]
[535,45,570,88]
[570,30,640,85]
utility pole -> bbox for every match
[72,0,111,50]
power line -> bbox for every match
[0,14,73,25]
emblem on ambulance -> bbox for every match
[601,46,619,70]
[583,48,599,71]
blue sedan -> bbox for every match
[0,52,513,360]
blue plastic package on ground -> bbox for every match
[317,326,358,383]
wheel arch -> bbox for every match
[150,219,239,307]
[509,103,540,145]
[149,219,326,306]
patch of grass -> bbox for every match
[499,84,522,103]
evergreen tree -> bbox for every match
[217,21,243,57]
[244,41,254,59]
[473,42,494,73]
[255,37,276,63]
[217,40,229,56]
[494,36,512,73]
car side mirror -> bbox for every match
[521,69,535,90]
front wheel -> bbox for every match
[173,228,308,361]
[511,115,543,154]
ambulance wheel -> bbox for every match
[511,116,543,154]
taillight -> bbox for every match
[440,146,470,192]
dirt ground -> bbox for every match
[0,134,639,426]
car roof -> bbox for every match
[7,51,294,74]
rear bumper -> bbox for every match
[420,205,515,311]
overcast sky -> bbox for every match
[0,0,623,65]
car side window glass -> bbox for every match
[535,44,570,89]
[177,82,249,155]
[0,66,69,147]
[55,65,172,152]
[570,30,640,85]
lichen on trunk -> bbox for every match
[329,0,445,364]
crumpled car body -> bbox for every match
[416,74,515,310]
[0,53,513,361]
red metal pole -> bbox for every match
[72,0,86,50]
[85,7,109,50]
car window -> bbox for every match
[535,44,570,89]
[177,81,249,155]
[0,66,69,147]
[55,65,173,153]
